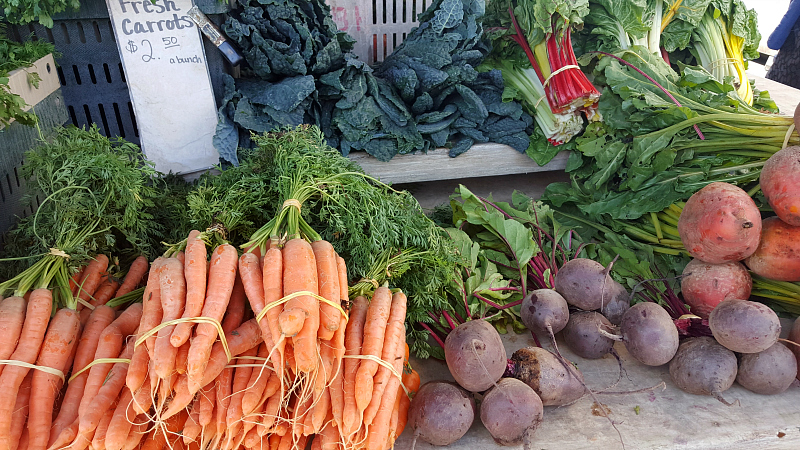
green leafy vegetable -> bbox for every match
[0,126,160,306]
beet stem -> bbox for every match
[418,322,446,349]
[442,310,458,331]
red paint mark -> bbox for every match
[332,7,349,31]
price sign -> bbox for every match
[105,0,220,174]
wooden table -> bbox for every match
[349,75,800,191]
[393,321,800,450]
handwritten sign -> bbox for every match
[105,0,220,174]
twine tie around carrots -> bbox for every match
[49,248,70,258]
[0,360,66,382]
[67,358,131,383]
[341,354,410,396]
[135,316,232,362]
[256,290,349,325]
[356,278,380,290]
[282,199,302,212]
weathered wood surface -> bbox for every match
[348,145,570,185]
[2,53,60,128]
[350,76,799,186]
[395,319,800,450]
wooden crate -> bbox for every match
[0,53,68,238]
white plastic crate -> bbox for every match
[328,0,430,64]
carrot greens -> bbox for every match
[0,126,159,306]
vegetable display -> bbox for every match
[3,0,800,447]
[482,0,601,163]
[217,0,534,162]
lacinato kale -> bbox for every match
[213,0,533,162]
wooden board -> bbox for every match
[2,53,61,128]
[348,145,570,185]
[395,320,800,449]
[348,76,800,186]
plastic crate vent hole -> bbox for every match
[329,0,427,65]
[11,18,140,144]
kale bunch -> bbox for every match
[215,0,533,162]
[215,0,356,162]
[376,0,533,157]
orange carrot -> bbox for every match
[154,257,186,379]
[341,295,369,436]
[198,382,215,427]
[365,329,406,450]
[15,430,27,450]
[139,429,165,450]
[279,238,319,372]
[125,341,149,394]
[336,255,349,308]
[120,415,148,450]
[139,410,187,450]
[131,375,152,415]
[47,419,78,450]
[102,388,135,450]
[224,347,256,450]
[92,278,120,306]
[363,291,407,426]
[0,296,26,367]
[115,256,149,298]
[139,258,164,356]
[215,368,233,437]
[79,303,142,418]
[243,426,260,449]
[162,318,263,420]
[183,399,202,445]
[171,231,206,348]
[328,324,345,430]
[310,386,330,434]
[241,343,272,416]
[221,283,246,334]
[310,240,340,340]
[318,417,340,450]
[9,372,33,450]
[76,254,110,307]
[77,341,135,436]
[0,288,53,450]
[240,251,284,376]
[27,308,82,450]
[394,368,419,440]
[187,244,238,393]
[89,399,117,450]
[260,247,285,373]
[268,434,281,450]
[354,286,392,414]
[278,432,306,450]
[257,394,281,437]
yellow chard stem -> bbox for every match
[661,0,683,33]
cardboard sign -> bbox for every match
[105,0,220,174]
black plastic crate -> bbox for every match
[6,0,232,146]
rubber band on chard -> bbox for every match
[483,0,601,147]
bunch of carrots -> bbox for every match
[12,228,421,450]
[0,254,148,450]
